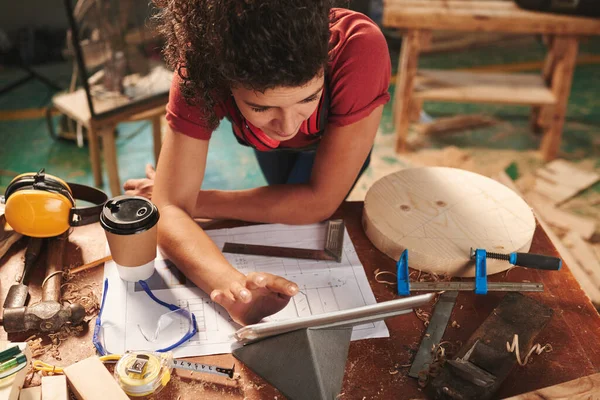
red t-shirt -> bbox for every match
[165,8,391,151]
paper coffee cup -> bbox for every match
[100,196,160,282]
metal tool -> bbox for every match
[172,358,235,378]
[427,292,553,400]
[470,247,562,270]
[233,293,434,400]
[115,351,234,397]
[397,249,545,295]
[2,234,85,333]
[3,237,44,309]
[223,219,345,262]
[409,291,458,378]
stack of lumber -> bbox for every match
[496,159,600,306]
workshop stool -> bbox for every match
[51,89,167,196]
[383,0,600,160]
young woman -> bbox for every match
[124,0,391,325]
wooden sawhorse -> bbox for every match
[383,0,600,160]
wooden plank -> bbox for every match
[414,70,556,105]
[19,387,41,400]
[494,172,600,305]
[383,2,600,35]
[63,357,129,400]
[41,375,69,400]
[533,159,600,205]
[18,388,39,400]
[564,232,600,289]
[393,29,424,152]
[505,372,600,399]
[540,36,579,161]
[525,192,596,240]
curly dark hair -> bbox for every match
[153,0,340,129]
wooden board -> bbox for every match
[363,167,536,277]
[41,376,69,400]
[383,1,600,35]
[19,387,41,400]
[414,70,556,105]
[534,159,600,205]
[505,372,600,400]
[525,192,596,240]
[494,172,600,305]
[564,231,600,289]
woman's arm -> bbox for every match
[150,127,298,325]
[195,105,383,224]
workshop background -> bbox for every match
[0,0,599,305]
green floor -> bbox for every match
[0,36,599,202]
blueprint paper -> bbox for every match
[100,222,390,357]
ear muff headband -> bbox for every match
[3,170,108,238]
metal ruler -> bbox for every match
[409,291,458,378]
[407,281,544,292]
[172,359,235,378]
[222,219,345,263]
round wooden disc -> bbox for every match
[362,167,535,277]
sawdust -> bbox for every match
[24,279,99,360]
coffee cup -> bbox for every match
[100,195,160,282]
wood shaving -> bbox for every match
[414,308,432,327]
[506,334,553,366]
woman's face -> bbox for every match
[231,74,325,142]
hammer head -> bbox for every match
[3,301,86,333]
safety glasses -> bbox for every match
[93,279,198,356]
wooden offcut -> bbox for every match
[41,376,69,400]
[19,387,41,400]
[525,192,596,240]
[533,159,600,205]
[63,357,129,400]
[362,167,535,277]
[494,171,600,305]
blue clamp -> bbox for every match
[396,250,410,295]
[474,248,488,295]
[396,248,489,295]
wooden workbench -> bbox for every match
[1,202,599,399]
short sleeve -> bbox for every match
[165,73,225,140]
[327,14,391,127]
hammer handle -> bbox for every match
[43,233,67,302]
[16,237,44,284]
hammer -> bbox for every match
[2,233,86,333]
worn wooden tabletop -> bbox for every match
[1,201,599,399]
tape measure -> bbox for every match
[114,351,236,396]
[115,352,172,397]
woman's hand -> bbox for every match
[210,272,299,326]
[123,164,156,199]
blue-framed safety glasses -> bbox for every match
[93,278,198,356]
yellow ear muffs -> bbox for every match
[2,169,108,238]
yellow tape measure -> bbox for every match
[114,352,172,397]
